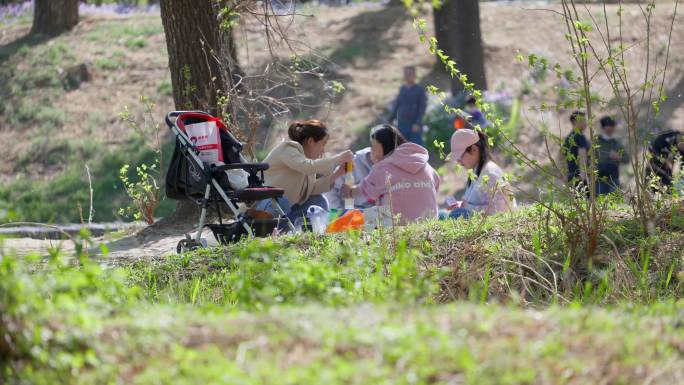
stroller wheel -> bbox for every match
[176,239,202,254]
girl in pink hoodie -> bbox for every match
[342,125,440,225]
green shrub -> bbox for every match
[3,240,684,384]
[0,247,139,384]
[423,93,521,162]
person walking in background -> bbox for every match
[647,129,684,191]
[596,116,628,195]
[561,111,590,192]
[388,66,427,146]
[324,147,374,210]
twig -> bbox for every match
[85,164,94,225]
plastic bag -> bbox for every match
[307,205,328,234]
[361,206,392,230]
[326,209,364,233]
[225,168,249,189]
[185,120,222,163]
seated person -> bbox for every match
[258,119,352,222]
[342,125,440,225]
[444,129,516,219]
[647,129,684,191]
[324,147,374,210]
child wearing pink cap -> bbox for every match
[342,125,440,225]
[444,129,516,219]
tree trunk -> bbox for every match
[160,0,239,115]
[433,0,487,96]
[159,0,239,219]
[31,0,79,36]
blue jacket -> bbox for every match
[389,84,427,126]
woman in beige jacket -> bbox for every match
[259,120,352,221]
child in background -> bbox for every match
[464,96,488,129]
[341,125,440,225]
[443,129,516,219]
[561,111,590,191]
[259,119,353,222]
[596,116,628,195]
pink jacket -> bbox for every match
[359,143,440,224]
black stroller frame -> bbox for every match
[165,111,294,253]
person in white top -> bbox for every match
[443,129,516,219]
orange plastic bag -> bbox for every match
[326,209,364,233]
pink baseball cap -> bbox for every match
[448,129,480,162]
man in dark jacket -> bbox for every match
[596,116,629,195]
[648,129,684,191]
[388,66,427,146]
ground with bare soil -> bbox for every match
[1,2,683,256]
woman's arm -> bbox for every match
[311,165,348,195]
[357,167,389,201]
[311,175,335,195]
[280,147,352,175]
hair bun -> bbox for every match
[287,120,328,144]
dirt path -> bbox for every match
[2,224,222,262]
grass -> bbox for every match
[3,206,684,384]
[0,136,176,223]
[128,235,439,308]
[94,49,126,70]
[331,44,364,62]
[120,205,684,308]
[0,16,173,223]
[124,303,684,385]
[156,78,173,97]
[85,20,163,44]
[2,5,684,383]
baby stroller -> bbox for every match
[165,111,294,253]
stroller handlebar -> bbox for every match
[212,163,270,172]
[165,110,209,129]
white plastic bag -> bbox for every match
[362,206,392,229]
[185,120,222,163]
[225,168,249,189]
[307,205,328,234]
[186,121,250,189]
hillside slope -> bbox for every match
[1,2,682,222]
